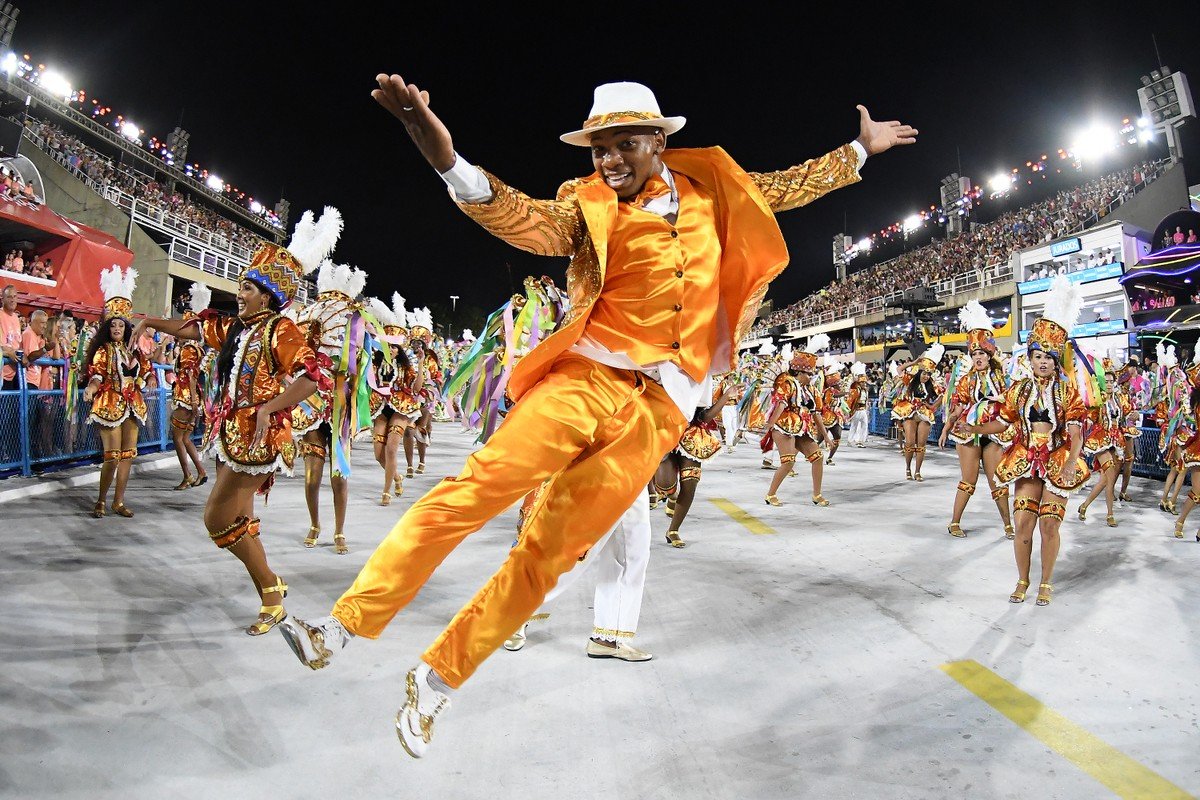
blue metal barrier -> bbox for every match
[1,354,194,478]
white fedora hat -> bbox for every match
[559,81,686,147]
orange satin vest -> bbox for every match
[583,171,721,382]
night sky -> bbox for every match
[16,4,1200,331]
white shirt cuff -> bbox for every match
[439,152,493,203]
[849,140,868,172]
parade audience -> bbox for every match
[750,161,1162,338]
[26,118,272,254]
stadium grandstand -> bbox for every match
[747,152,1180,364]
[0,50,311,319]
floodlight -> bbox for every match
[988,173,1011,192]
[120,120,140,141]
[206,174,224,191]
[857,238,871,252]
[39,69,71,100]
[0,51,15,75]
[903,214,922,232]
[1070,124,1117,162]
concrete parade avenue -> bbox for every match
[2,422,1196,800]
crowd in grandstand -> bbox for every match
[751,160,1163,337]
[2,249,54,279]
[26,118,267,254]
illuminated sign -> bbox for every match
[1049,237,1082,257]
[1018,319,1127,341]
[1017,262,1124,294]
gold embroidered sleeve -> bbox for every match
[747,144,862,213]
[453,169,583,257]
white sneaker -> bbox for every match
[503,623,528,651]
[395,663,451,758]
[278,615,351,670]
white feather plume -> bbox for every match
[391,293,408,325]
[758,340,776,355]
[366,297,397,328]
[287,206,343,274]
[462,329,475,342]
[188,282,211,314]
[805,333,830,355]
[1157,341,1178,369]
[850,361,867,377]
[924,342,945,366]
[888,360,899,377]
[778,343,793,362]
[1041,274,1084,333]
[99,264,138,302]
[316,260,368,299]
[407,307,434,331]
[957,299,992,332]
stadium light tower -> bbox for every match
[831,232,851,282]
[939,173,971,238]
[166,126,189,165]
[0,4,18,51]
[1138,65,1195,162]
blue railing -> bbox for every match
[0,354,196,478]
[866,401,1170,480]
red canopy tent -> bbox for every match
[0,193,134,320]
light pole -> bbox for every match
[449,295,459,341]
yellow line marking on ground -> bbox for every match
[940,660,1194,800]
[709,498,776,535]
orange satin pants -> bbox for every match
[331,354,687,687]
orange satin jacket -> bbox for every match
[455,145,861,400]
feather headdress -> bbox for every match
[99,264,138,321]
[1029,274,1083,361]
[958,300,998,354]
[243,205,342,308]
[316,260,368,299]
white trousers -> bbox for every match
[538,486,651,643]
[848,409,869,445]
[721,405,740,448]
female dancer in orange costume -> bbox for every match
[938,301,1014,539]
[82,266,152,518]
[763,337,834,507]
[963,276,1089,606]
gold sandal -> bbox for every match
[811,494,830,507]
[764,494,782,507]
[914,473,924,482]
[406,466,415,478]
[665,531,686,548]
[416,463,426,475]
[1078,502,1089,521]
[91,501,106,518]
[905,469,913,481]
[381,492,392,507]
[1175,519,1185,539]
[1004,523,1015,540]
[111,502,134,518]
[334,533,348,555]
[394,476,404,497]
[1035,582,1053,606]
[303,525,320,548]
[947,522,966,538]
[173,476,193,491]
[1009,579,1030,603]
[246,576,288,636]
[664,498,676,517]
[1106,514,1117,527]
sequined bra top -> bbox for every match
[1027,407,1051,424]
